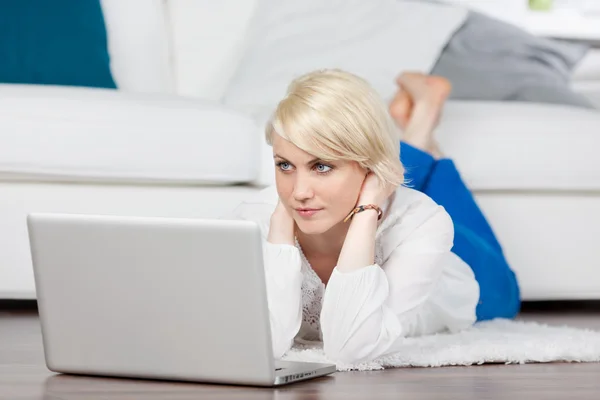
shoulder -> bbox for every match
[377,186,454,253]
[382,185,451,228]
[224,185,279,238]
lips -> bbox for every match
[295,208,322,218]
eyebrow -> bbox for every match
[274,154,323,166]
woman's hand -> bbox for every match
[358,172,397,207]
[268,199,296,245]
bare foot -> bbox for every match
[396,72,451,129]
[391,72,452,157]
[389,89,413,130]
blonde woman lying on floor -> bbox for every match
[230,69,520,364]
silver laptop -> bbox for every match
[27,213,336,387]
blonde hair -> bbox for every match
[266,69,405,187]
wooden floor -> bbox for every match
[2,306,600,400]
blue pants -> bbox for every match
[400,142,521,321]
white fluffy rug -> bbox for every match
[282,319,600,371]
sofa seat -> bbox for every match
[0,84,260,185]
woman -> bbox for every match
[230,69,520,364]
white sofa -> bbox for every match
[1,0,600,301]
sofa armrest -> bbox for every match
[436,100,600,191]
[0,84,260,184]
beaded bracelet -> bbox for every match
[343,204,383,223]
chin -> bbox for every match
[294,219,333,235]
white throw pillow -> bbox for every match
[167,0,259,100]
[100,0,174,93]
[223,0,468,112]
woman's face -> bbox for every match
[272,134,367,235]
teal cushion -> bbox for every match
[0,0,116,88]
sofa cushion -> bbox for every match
[223,0,468,111]
[100,0,173,93]
[166,0,258,100]
[573,48,600,83]
[0,0,115,89]
[0,85,259,184]
[252,101,600,191]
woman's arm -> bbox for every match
[336,209,378,270]
[262,242,303,358]
[337,171,395,270]
[264,201,304,357]
[229,200,303,358]
[320,206,479,364]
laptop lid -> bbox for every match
[27,213,276,385]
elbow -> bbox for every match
[323,336,379,365]
[272,336,293,359]
[323,343,358,365]
[269,314,301,359]
[321,311,402,365]
[447,311,477,333]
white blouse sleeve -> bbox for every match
[225,201,303,358]
[261,242,304,358]
[319,206,479,364]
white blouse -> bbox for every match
[227,185,479,364]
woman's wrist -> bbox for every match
[338,204,378,271]
[344,203,383,223]
[350,208,380,223]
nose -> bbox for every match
[292,173,315,202]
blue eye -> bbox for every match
[277,161,292,171]
[315,164,332,173]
